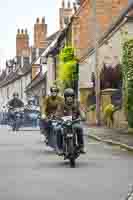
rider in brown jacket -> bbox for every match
[40,85,64,142]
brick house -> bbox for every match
[67,0,128,58]
[79,2,133,127]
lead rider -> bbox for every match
[56,88,86,155]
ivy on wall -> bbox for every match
[122,38,133,128]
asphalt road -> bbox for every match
[0,126,133,200]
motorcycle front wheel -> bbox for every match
[70,158,75,168]
[68,138,76,168]
[12,119,20,131]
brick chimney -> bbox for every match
[59,0,73,29]
[16,28,29,56]
[34,17,47,48]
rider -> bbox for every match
[56,88,86,155]
[24,97,40,127]
[25,97,39,111]
[8,92,24,109]
[8,92,24,120]
[40,85,64,142]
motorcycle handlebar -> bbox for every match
[12,107,24,112]
[56,118,81,126]
[45,117,81,125]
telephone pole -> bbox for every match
[91,0,101,125]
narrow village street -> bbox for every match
[0,126,132,200]
[0,0,133,199]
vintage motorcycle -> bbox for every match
[24,109,40,127]
[42,114,83,168]
[58,116,81,168]
[9,107,24,131]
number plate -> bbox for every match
[52,122,57,126]
[62,116,72,121]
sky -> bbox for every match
[0,0,74,70]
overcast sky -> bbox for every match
[0,0,74,70]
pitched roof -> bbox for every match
[0,63,31,88]
[0,70,6,82]
[26,29,67,92]
[0,31,60,88]
[31,31,60,65]
[26,72,46,91]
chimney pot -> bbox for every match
[17,29,20,34]
[62,0,65,8]
[25,28,28,34]
[21,29,24,34]
[42,17,45,24]
[36,18,39,23]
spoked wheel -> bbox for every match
[70,158,75,168]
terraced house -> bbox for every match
[0,17,57,107]
[0,1,74,107]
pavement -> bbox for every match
[0,126,133,200]
[85,125,133,152]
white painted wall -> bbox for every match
[0,72,31,108]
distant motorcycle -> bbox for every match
[24,107,40,127]
[9,107,24,131]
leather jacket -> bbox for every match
[8,98,24,109]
